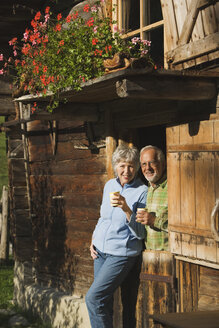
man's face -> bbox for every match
[140,149,164,185]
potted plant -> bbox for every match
[0,0,154,112]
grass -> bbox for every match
[0,259,51,327]
[0,259,14,309]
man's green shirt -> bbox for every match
[145,174,168,250]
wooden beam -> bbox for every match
[3,101,99,124]
[0,96,15,116]
[116,76,217,101]
[114,99,215,129]
[178,0,216,46]
[168,32,219,66]
[15,69,219,106]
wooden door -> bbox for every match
[167,118,219,266]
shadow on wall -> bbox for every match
[31,168,78,294]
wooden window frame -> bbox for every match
[116,0,164,39]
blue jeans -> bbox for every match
[85,249,138,328]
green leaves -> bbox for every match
[2,0,154,112]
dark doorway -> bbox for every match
[137,125,166,154]
[136,125,166,184]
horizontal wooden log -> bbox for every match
[168,32,219,66]
[0,77,13,95]
[1,119,30,127]
[64,192,103,208]
[13,70,219,116]
[0,96,15,115]
[114,99,215,128]
[66,220,97,234]
[116,76,217,101]
[35,174,105,192]
[65,207,99,221]
[28,142,106,162]
[30,157,106,176]
[29,175,106,212]
[66,238,91,251]
[32,105,99,122]
[28,132,86,145]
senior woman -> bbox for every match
[85,145,147,328]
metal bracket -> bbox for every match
[140,272,177,289]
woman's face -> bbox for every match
[116,161,136,186]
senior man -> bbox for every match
[136,145,168,250]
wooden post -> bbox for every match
[105,108,117,179]
[0,186,9,262]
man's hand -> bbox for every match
[136,210,156,226]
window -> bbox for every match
[116,0,164,67]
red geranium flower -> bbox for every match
[57,13,62,21]
[34,11,41,21]
[66,15,72,23]
[92,38,98,45]
[45,6,50,14]
[83,5,90,12]
[55,24,62,31]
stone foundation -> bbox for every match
[13,261,90,328]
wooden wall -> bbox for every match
[11,119,109,296]
[7,121,33,263]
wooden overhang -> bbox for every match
[2,68,219,129]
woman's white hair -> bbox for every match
[112,145,140,176]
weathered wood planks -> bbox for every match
[161,0,219,68]
[167,118,219,265]
[24,118,108,294]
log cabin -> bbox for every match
[0,0,219,327]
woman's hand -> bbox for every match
[90,243,98,260]
[111,193,132,221]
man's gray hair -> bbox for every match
[140,145,166,166]
[112,145,140,176]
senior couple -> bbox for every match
[86,145,168,328]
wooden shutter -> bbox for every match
[167,118,219,267]
[160,0,219,69]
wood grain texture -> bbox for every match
[137,250,176,328]
[167,118,219,265]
